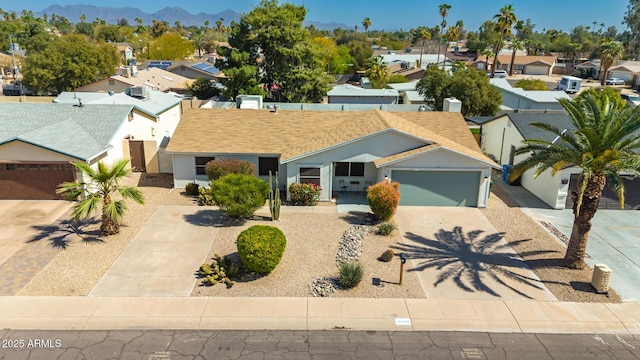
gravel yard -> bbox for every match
[11,172,622,303]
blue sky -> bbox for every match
[16,1,629,33]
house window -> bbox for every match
[6,164,15,170]
[514,64,524,70]
[29,165,39,171]
[299,167,320,185]
[16,164,26,171]
[258,157,279,176]
[334,162,365,177]
[195,157,215,175]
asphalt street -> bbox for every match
[0,330,638,359]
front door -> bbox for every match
[129,140,146,172]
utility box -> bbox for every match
[591,264,612,293]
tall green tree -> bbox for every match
[365,57,389,88]
[491,4,516,78]
[149,32,195,60]
[599,39,624,86]
[362,17,371,33]
[22,34,118,94]
[57,160,145,236]
[412,26,431,68]
[624,0,640,58]
[437,3,451,70]
[217,0,331,102]
[416,67,501,116]
[510,95,640,269]
[508,38,524,76]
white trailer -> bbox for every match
[557,76,582,94]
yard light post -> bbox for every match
[399,253,407,285]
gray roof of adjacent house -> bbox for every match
[506,112,574,143]
[387,80,419,92]
[327,84,399,97]
[404,90,424,102]
[465,116,496,125]
[55,89,182,117]
[490,78,572,103]
[0,103,132,161]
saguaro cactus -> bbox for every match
[268,170,281,220]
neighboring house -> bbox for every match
[168,61,226,82]
[575,60,602,79]
[167,108,499,207]
[480,112,576,209]
[379,54,451,70]
[114,43,134,65]
[474,55,557,76]
[75,66,194,94]
[490,78,572,111]
[607,61,640,88]
[55,88,184,173]
[0,104,137,200]
[402,90,425,105]
[327,84,399,104]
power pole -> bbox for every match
[9,34,23,96]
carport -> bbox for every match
[392,170,480,206]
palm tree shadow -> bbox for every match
[392,226,555,299]
[27,218,103,250]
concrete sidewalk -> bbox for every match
[0,296,639,334]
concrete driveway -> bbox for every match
[89,206,219,297]
[394,207,556,301]
[521,208,640,302]
[0,200,71,265]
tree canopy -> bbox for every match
[22,34,118,95]
[416,67,501,116]
[217,0,332,102]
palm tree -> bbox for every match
[491,4,516,78]
[191,32,205,59]
[414,27,431,68]
[79,14,86,23]
[204,20,210,29]
[436,4,452,70]
[599,39,624,86]
[362,17,371,33]
[57,160,145,236]
[510,95,640,269]
[508,38,524,76]
[365,57,389,89]
[482,48,494,72]
[455,19,464,42]
[216,17,224,33]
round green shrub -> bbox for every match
[185,182,199,196]
[288,183,322,206]
[367,181,400,221]
[210,174,268,218]
[236,225,287,274]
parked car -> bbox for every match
[487,70,508,78]
[605,78,625,85]
[621,93,640,106]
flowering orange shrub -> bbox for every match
[367,181,400,221]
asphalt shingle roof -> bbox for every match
[506,112,575,143]
[167,108,495,166]
[0,103,133,161]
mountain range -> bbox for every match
[33,5,349,30]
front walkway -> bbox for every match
[89,206,218,297]
[0,296,638,334]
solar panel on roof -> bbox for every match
[147,61,173,70]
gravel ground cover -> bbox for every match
[13,172,621,302]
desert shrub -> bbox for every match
[236,225,287,274]
[514,78,548,91]
[185,182,199,196]
[367,181,400,221]
[377,222,396,236]
[210,174,268,218]
[288,183,322,206]
[198,186,214,205]
[338,262,364,288]
[205,158,256,181]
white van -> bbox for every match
[557,76,582,94]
